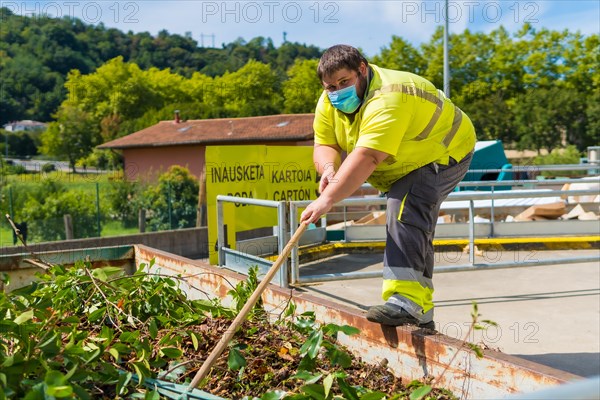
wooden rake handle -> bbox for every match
[187,221,309,390]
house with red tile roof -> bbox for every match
[98,113,315,181]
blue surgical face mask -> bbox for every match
[327,77,362,114]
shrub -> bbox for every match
[144,166,199,231]
[22,181,99,241]
[6,163,27,175]
[41,162,56,173]
[534,145,584,177]
[106,177,145,228]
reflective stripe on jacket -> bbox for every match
[313,64,476,192]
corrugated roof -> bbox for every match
[98,113,315,149]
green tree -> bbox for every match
[462,93,516,143]
[514,87,585,152]
[209,60,283,117]
[371,35,426,74]
[274,41,322,72]
[1,130,38,157]
[561,33,599,90]
[63,58,157,127]
[585,90,600,147]
[516,25,570,89]
[51,57,289,165]
[0,52,65,123]
[61,57,195,139]
[283,59,321,113]
[40,106,100,171]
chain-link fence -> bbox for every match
[0,172,200,247]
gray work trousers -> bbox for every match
[383,152,473,322]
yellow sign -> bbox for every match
[206,145,318,264]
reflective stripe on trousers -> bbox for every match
[382,152,473,323]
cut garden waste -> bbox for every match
[0,261,463,399]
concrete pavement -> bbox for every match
[294,248,600,377]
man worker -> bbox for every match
[300,45,476,329]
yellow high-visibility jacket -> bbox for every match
[314,64,476,192]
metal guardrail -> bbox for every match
[216,180,599,288]
[457,177,600,187]
[358,177,599,234]
[464,164,599,173]
[288,188,599,286]
[216,195,290,287]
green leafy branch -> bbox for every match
[0,260,217,399]
[1,260,463,399]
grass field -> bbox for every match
[0,224,16,247]
[1,170,138,248]
[101,221,139,237]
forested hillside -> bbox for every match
[0,7,321,125]
[1,6,598,168]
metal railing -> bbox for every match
[359,177,600,236]
[464,164,598,173]
[288,187,599,286]
[216,195,290,287]
[457,177,599,188]
[215,174,599,287]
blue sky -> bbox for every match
[12,1,600,56]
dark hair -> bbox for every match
[317,45,369,81]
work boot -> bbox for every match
[366,303,435,330]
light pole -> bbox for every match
[443,0,450,97]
